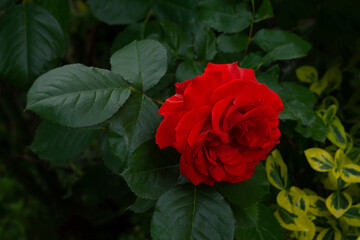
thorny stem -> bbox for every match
[245,0,256,54]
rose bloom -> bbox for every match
[156,63,283,186]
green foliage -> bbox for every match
[1,0,359,238]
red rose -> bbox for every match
[156,63,283,186]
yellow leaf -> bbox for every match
[322,66,342,92]
[266,149,288,190]
[344,133,353,155]
[323,104,337,125]
[308,195,331,217]
[316,228,341,240]
[341,164,360,183]
[304,148,334,172]
[277,189,293,213]
[321,96,339,111]
[274,207,314,232]
[289,186,309,213]
[332,149,345,179]
[310,78,328,95]
[325,192,352,218]
[327,117,347,150]
[296,66,318,83]
[341,203,360,227]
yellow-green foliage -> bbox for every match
[266,145,360,240]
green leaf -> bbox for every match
[327,117,347,149]
[308,195,330,217]
[108,94,161,165]
[0,0,16,10]
[129,197,156,213]
[86,0,151,25]
[0,3,65,87]
[280,100,317,126]
[216,165,269,207]
[111,24,142,54]
[160,21,192,57]
[304,148,334,172]
[194,27,217,61]
[110,40,167,91]
[279,82,317,107]
[122,141,179,199]
[234,204,284,240]
[175,60,205,83]
[197,0,252,33]
[30,121,99,162]
[255,0,274,22]
[27,64,131,128]
[265,149,288,190]
[325,191,352,218]
[151,184,235,240]
[295,66,318,83]
[295,116,327,142]
[274,207,315,233]
[253,29,311,64]
[342,204,360,227]
[101,134,125,174]
[217,33,248,53]
[34,0,71,35]
[154,0,201,33]
[240,52,263,69]
[347,147,360,164]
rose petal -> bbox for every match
[224,160,247,176]
[175,106,211,152]
[209,164,227,181]
[195,150,209,176]
[180,154,209,185]
[155,112,183,149]
[211,97,233,142]
[184,70,222,109]
[159,94,184,116]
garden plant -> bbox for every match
[1,0,360,239]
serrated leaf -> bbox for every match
[296,66,318,83]
[234,203,284,240]
[266,149,288,190]
[216,33,248,53]
[110,40,167,91]
[87,0,151,25]
[0,3,65,87]
[216,165,269,207]
[128,197,156,213]
[327,117,347,150]
[304,148,334,172]
[197,0,252,33]
[122,141,179,199]
[194,27,217,61]
[34,0,71,35]
[253,29,311,63]
[316,228,342,240]
[108,94,161,166]
[153,0,201,33]
[26,64,131,128]
[151,184,235,240]
[160,21,192,57]
[101,134,125,174]
[175,60,205,83]
[240,52,263,69]
[280,100,317,126]
[308,195,330,217]
[255,0,273,22]
[279,82,317,107]
[30,121,99,162]
[341,164,360,183]
[295,116,327,142]
[325,191,352,218]
[342,204,360,227]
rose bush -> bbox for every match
[156,63,283,185]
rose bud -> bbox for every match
[156,62,283,186]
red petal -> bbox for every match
[158,94,184,116]
[180,154,209,185]
[209,164,227,181]
[155,112,183,149]
[224,160,247,176]
[184,70,222,109]
[175,106,211,152]
[211,97,233,143]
